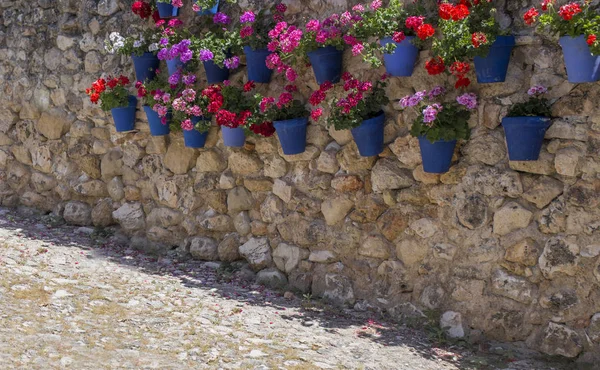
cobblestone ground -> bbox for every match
[0,208,572,370]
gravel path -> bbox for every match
[0,208,572,370]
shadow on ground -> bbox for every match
[0,207,580,370]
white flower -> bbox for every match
[109,32,123,42]
[133,40,143,48]
[148,43,159,52]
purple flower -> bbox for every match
[527,85,547,96]
[213,12,230,25]
[224,56,240,69]
[199,49,214,62]
[240,11,255,23]
[159,38,169,46]
[157,48,169,60]
[179,49,193,63]
[456,93,478,110]
[428,86,446,99]
[423,104,442,125]
[182,74,196,86]
[168,71,181,85]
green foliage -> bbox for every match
[99,85,130,112]
[233,6,279,50]
[105,29,160,57]
[507,97,552,117]
[138,70,170,106]
[268,99,308,122]
[221,83,254,113]
[538,2,600,38]
[193,0,236,10]
[410,104,471,142]
[328,79,389,131]
[193,30,241,68]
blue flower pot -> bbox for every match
[273,117,308,155]
[132,53,160,82]
[380,36,419,77]
[203,60,230,84]
[559,35,600,83]
[143,105,170,136]
[156,3,179,18]
[243,46,273,83]
[183,116,210,148]
[502,116,551,161]
[307,46,343,84]
[222,126,245,147]
[111,96,137,132]
[351,111,385,157]
[196,0,219,15]
[166,57,185,76]
[418,136,457,174]
[474,35,515,83]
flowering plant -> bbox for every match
[524,1,600,55]
[310,73,389,131]
[208,80,257,129]
[105,29,160,56]
[132,1,160,21]
[347,0,433,67]
[427,0,502,89]
[155,19,198,68]
[191,13,242,69]
[135,68,170,107]
[86,75,132,111]
[235,4,287,50]
[245,85,306,137]
[400,87,476,142]
[506,86,552,117]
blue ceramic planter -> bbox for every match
[243,46,273,83]
[132,53,160,82]
[474,35,515,83]
[203,60,230,84]
[183,116,210,148]
[307,46,343,84]
[273,117,308,155]
[196,0,219,15]
[559,35,600,83]
[380,36,419,77]
[166,57,185,76]
[502,116,551,161]
[143,106,170,136]
[156,3,179,18]
[351,112,385,157]
[418,136,457,174]
[222,126,245,147]
[111,96,137,132]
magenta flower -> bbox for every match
[240,11,256,23]
[199,49,214,61]
[181,119,194,131]
[351,43,364,56]
[456,93,478,109]
[371,0,382,10]
[306,20,320,32]
[213,12,230,25]
[224,56,240,69]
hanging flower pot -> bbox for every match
[243,46,273,83]
[183,116,210,148]
[559,35,600,83]
[474,35,516,83]
[222,126,246,147]
[132,53,160,82]
[307,46,343,84]
[203,60,230,84]
[111,96,138,132]
[379,36,419,77]
[196,0,219,15]
[166,57,185,77]
[273,117,308,155]
[143,106,170,136]
[502,116,551,161]
[156,2,179,18]
[350,111,385,157]
[418,136,457,174]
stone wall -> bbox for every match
[1,0,600,361]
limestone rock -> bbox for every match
[350,195,387,223]
[279,145,320,162]
[63,201,92,226]
[565,179,600,209]
[189,237,218,261]
[413,165,440,184]
[256,268,288,289]
[309,250,337,263]
[101,150,123,179]
[510,151,555,175]
[272,179,293,203]
[377,209,408,241]
[390,135,422,168]
[331,175,363,192]
[229,151,262,175]
[198,214,234,232]
[233,211,251,235]
[410,218,438,238]
[107,177,125,201]
[30,172,56,193]
[505,239,540,266]
[91,199,113,227]
[456,194,489,229]
[321,195,354,225]
[227,187,253,213]
[38,108,71,139]
[218,234,241,262]
[239,237,272,271]
[440,311,465,338]
[316,150,340,174]
[539,237,579,279]
[273,243,309,273]
[112,202,145,231]
[337,142,377,172]
[493,202,533,236]
[371,158,414,193]
[147,208,183,228]
[491,269,536,304]
[74,180,108,197]
[358,235,391,259]
[522,176,564,209]
[464,131,506,166]
[587,313,600,343]
[546,120,588,141]
[396,238,428,265]
[263,155,287,178]
[555,147,582,177]
[260,194,283,223]
[312,273,355,306]
[164,139,198,175]
[196,150,226,172]
[538,323,582,358]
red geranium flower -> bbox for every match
[132,1,152,19]
[451,4,470,21]
[558,3,582,21]
[243,81,255,92]
[439,3,453,20]
[425,57,445,75]
[450,61,470,77]
[392,31,406,43]
[541,0,554,11]
[416,24,435,40]
[471,32,487,48]
[523,7,539,25]
[587,34,597,46]
[455,76,471,89]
